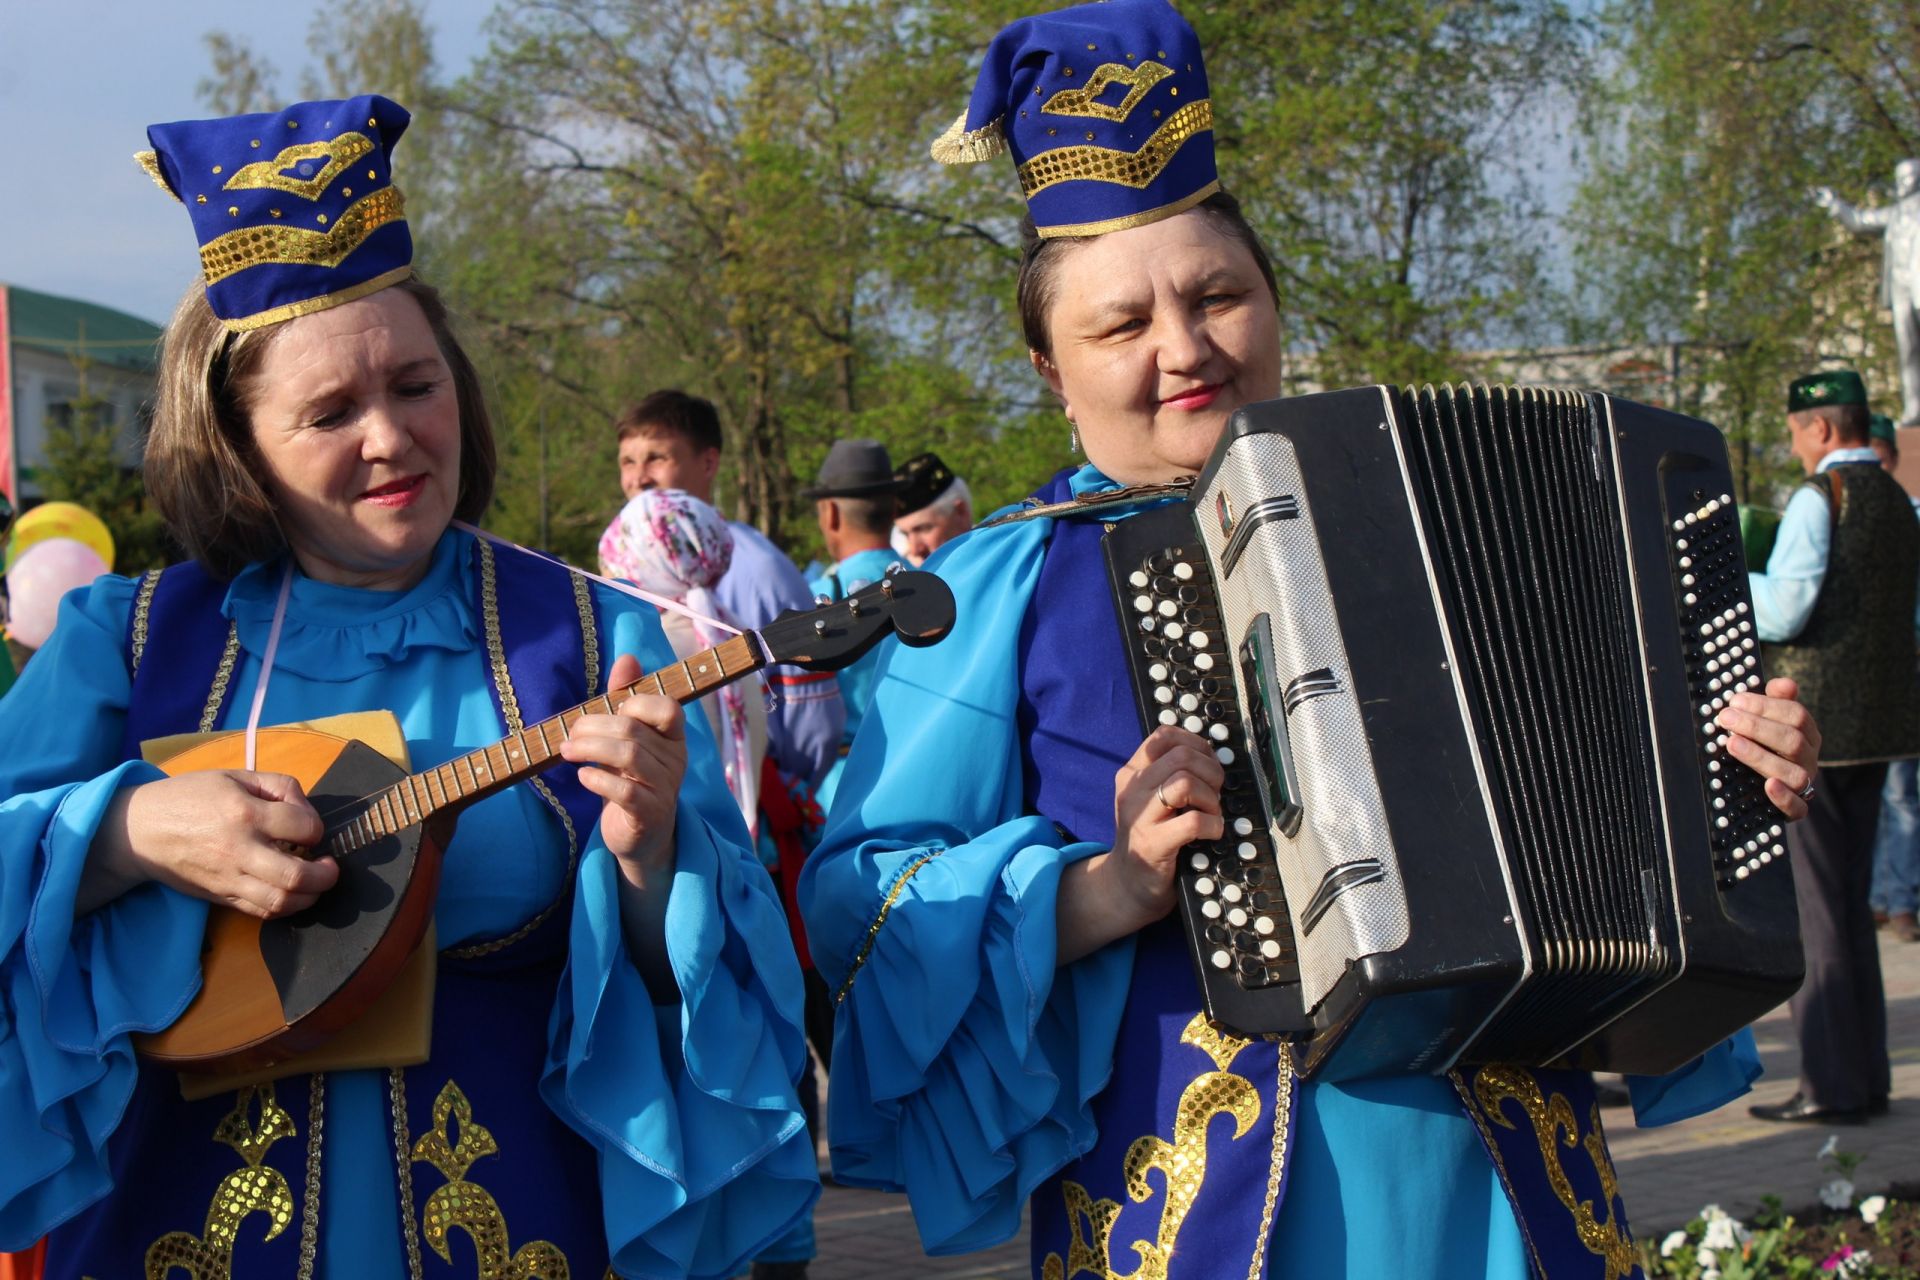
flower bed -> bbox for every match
[1645,1137,1920,1277]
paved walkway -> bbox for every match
[807,930,1920,1276]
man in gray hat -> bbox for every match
[803,439,902,808]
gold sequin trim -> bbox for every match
[200,622,241,733]
[130,568,162,677]
[223,132,374,199]
[199,186,406,286]
[834,850,943,1005]
[144,1085,298,1279]
[1017,99,1212,198]
[391,1069,427,1280]
[570,570,601,699]
[411,1080,573,1278]
[1042,1013,1261,1280]
[1036,179,1221,240]
[930,111,1007,165]
[1042,61,1172,122]
[444,537,578,960]
[1244,1045,1294,1280]
[1462,1066,1639,1280]
[134,149,182,202]
[297,1074,325,1280]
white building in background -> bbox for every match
[0,284,161,505]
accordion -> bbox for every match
[1103,384,1803,1080]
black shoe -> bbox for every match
[1749,1093,1867,1125]
[751,1264,810,1280]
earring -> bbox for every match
[1067,415,1079,454]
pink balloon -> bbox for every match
[5,536,110,649]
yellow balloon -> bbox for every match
[6,502,115,573]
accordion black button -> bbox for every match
[1204,923,1228,944]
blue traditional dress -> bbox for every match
[802,465,1761,1280]
[809,546,901,813]
[0,528,817,1278]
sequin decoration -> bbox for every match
[1018,100,1212,198]
[1472,1066,1640,1280]
[1040,1014,1261,1280]
[198,186,405,285]
[411,1080,574,1280]
[1041,61,1172,122]
[143,1085,299,1279]
[221,132,375,199]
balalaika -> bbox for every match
[1104,384,1803,1080]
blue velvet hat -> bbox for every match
[136,95,413,331]
[932,0,1217,238]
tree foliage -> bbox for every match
[1569,0,1920,502]
[37,361,172,573]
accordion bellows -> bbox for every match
[1114,384,1803,1080]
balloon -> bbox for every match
[4,537,110,649]
[6,502,114,573]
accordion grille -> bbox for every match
[1398,385,1673,1054]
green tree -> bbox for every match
[1569,0,1917,504]
[37,358,172,573]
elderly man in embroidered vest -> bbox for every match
[1749,370,1920,1125]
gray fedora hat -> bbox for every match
[800,438,902,500]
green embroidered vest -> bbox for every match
[1762,462,1920,765]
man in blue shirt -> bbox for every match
[802,439,903,812]
[1749,370,1920,1125]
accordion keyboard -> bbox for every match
[1104,506,1308,1035]
[1669,492,1785,887]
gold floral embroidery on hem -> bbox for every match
[144,1085,297,1279]
[1472,1066,1639,1280]
[1042,1014,1261,1280]
[411,1080,572,1279]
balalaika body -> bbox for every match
[1104,384,1804,1081]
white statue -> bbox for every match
[1816,160,1920,426]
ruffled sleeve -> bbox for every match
[798,519,1135,1256]
[540,590,819,1279]
[1625,1026,1762,1127]
[0,578,207,1249]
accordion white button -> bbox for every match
[1222,883,1244,903]
[1211,949,1232,970]
[1149,662,1169,682]
[1770,824,1782,837]
[1159,709,1178,726]
[1228,907,1248,927]
[1737,601,1750,614]
[1216,747,1236,765]
[1684,593,1698,606]
[1202,900,1222,919]
[1130,570,1149,589]
[1184,715,1204,733]
[1191,852,1211,872]
[1134,594,1152,613]
[1195,653,1215,671]
[1209,723,1229,742]
[1155,686,1174,704]
[1195,876,1216,895]
[1173,561,1194,581]
[1157,599,1178,618]
[1682,574,1696,586]
[1677,537,1690,550]
[1260,940,1283,959]
[1255,916,1276,935]
[1234,817,1255,836]
[1180,693,1200,712]
[1190,631,1211,649]
[1238,841,1258,859]
[1165,623,1185,640]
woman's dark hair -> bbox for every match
[146,274,497,579]
[1016,189,1280,359]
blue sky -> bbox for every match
[0,1,490,326]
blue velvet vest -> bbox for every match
[1014,474,1643,1280]
[50,539,611,1280]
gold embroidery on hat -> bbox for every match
[199,185,405,285]
[223,131,375,200]
[134,149,183,202]
[1043,61,1172,122]
[930,111,1007,164]
[1018,99,1212,198]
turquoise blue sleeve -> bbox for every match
[1624,1026,1762,1127]
[540,587,818,1279]
[1749,485,1830,642]
[798,523,1135,1255]
[0,577,207,1249]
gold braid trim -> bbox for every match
[130,569,162,677]
[390,1069,426,1280]
[835,851,943,1006]
[296,1074,325,1280]
[199,187,406,287]
[930,111,1007,165]
[1017,99,1213,199]
[134,149,182,201]
[222,132,375,199]
[570,570,601,699]
[199,622,241,733]
[443,537,578,960]
[1244,1044,1294,1280]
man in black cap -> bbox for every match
[1749,370,1920,1124]
[891,451,974,566]
[803,439,901,808]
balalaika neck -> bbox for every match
[317,631,766,858]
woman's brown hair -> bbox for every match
[1016,189,1280,360]
[145,274,497,579]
